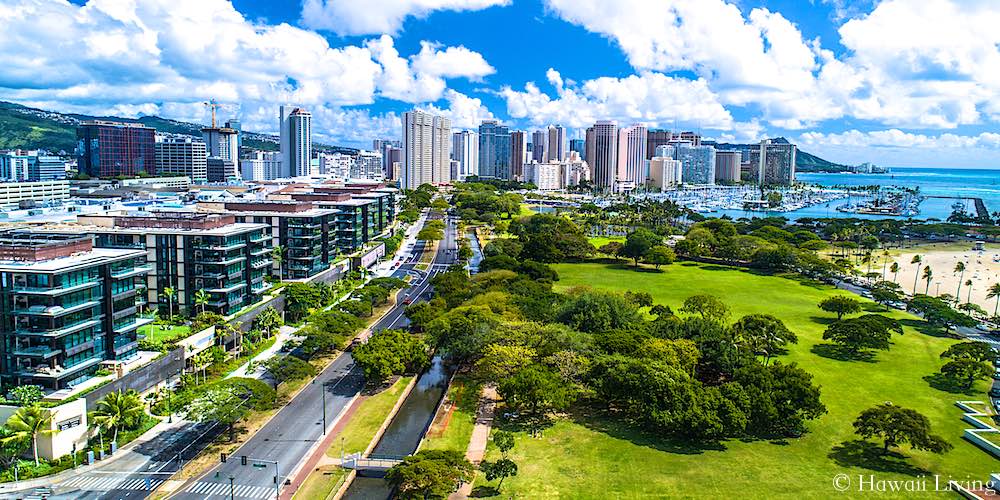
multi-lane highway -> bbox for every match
[161,213,457,500]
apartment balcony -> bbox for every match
[10,345,61,360]
[112,305,138,321]
[227,268,244,280]
[251,281,273,294]
[111,287,138,301]
[114,316,153,335]
[113,341,139,356]
[192,255,245,266]
[111,265,153,279]
[192,241,246,252]
[14,318,103,339]
[287,221,320,229]
[250,246,271,257]
[13,299,101,318]
[10,279,102,297]
[250,233,270,243]
[64,339,97,357]
[206,282,245,294]
[251,258,273,269]
[15,356,103,380]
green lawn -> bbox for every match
[292,466,346,500]
[327,376,413,457]
[420,376,480,453]
[587,236,624,249]
[138,324,190,343]
[472,261,995,499]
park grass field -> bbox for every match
[420,376,480,453]
[587,236,624,249]
[472,261,996,498]
[138,324,190,343]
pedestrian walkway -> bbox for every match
[226,327,299,379]
[59,475,163,492]
[184,480,275,498]
[451,385,498,499]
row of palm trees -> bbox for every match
[905,254,1000,317]
[0,391,145,468]
[160,287,213,321]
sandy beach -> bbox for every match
[873,243,1000,315]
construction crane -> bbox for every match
[203,98,222,128]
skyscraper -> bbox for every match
[646,129,672,159]
[402,110,451,189]
[225,118,241,154]
[279,105,312,177]
[750,140,797,185]
[374,139,402,178]
[510,130,527,180]
[585,120,618,190]
[451,130,479,181]
[478,120,511,180]
[352,150,384,180]
[547,125,566,162]
[648,157,683,190]
[201,125,239,163]
[569,138,585,160]
[76,121,156,177]
[531,129,547,163]
[616,124,648,190]
[715,151,742,184]
[675,143,716,185]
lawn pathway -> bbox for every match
[451,385,498,500]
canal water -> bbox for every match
[342,356,451,499]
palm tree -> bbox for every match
[922,266,934,294]
[911,255,923,294]
[890,262,900,283]
[987,283,1000,317]
[863,252,873,275]
[881,250,890,280]
[954,262,966,304]
[163,286,177,321]
[965,279,973,304]
[271,245,285,278]
[194,289,210,315]
[89,391,144,448]
[2,406,55,466]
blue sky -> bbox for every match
[6,0,1000,168]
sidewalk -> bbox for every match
[451,385,498,499]
[0,416,194,493]
[226,326,301,380]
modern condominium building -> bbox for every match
[44,213,271,316]
[198,201,337,280]
[478,120,511,180]
[750,140,797,186]
[715,151,742,184]
[547,125,566,162]
[674,143,716,185]
[451,130,479,181]
[510,130,526,181]
[402,110,451,189]
[76,121,156,178]
[648,157,683,190]
[0,232,150,390]
[616,124,648,191]
[585,121,618,190]
[280,106,313,178]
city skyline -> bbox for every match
[6,1,1000,168]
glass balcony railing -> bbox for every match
[111,265,153,279]
[13,299,100,317]
[10,345,61,359]
[10,279,101,296]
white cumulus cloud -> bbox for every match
[301,0,510,36]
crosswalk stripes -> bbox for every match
[184,480,274,499]
[59,474,163,491]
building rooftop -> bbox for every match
[0,232,145,271]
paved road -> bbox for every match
[166,213,458,500]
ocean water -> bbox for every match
[717,167,1000,221]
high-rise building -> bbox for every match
[531,130,547,163]
[750,140,797,185]
[0,231,150,389]
[384,147,402,180]
[402,110,451,189]
[202,126,239,164]
[510,130,527,180]
[1,151,67,182]
[0,151,30,182]
[279,105,312,177]
[585,121,618,190]
[646,129,672,159]
[374,139,401,178]
[648,157,683,191]
[715,151,742,184]
[352,150,384,180]
[76,121,156,178]
[154,137,207,182]
[478,120,511,180]
[31,155,66,182]
[547,125,566,162]
[224,118,242,155]
[675,143,716,185]
[240,151,282,181]
[451,130,479,181]
[675,131,702,146]
[569,138,585,160]
[318,153,353,179]
[616,124,648,190]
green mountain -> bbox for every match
[771,137,848,172]
[0,101,355,155]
